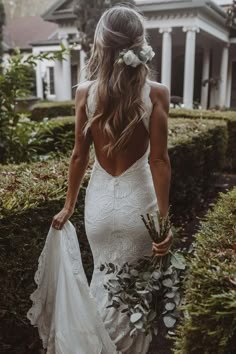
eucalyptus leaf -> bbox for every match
[170,252,186,270]
[134,320,144,329]
[165,292,176,299]
[165,302,176,311]
[142,272,151,280]
[163,315,176,328]
[151,271,161,280]
[130,328,137,337]
[148,311,157,321]
[130,313,143,323]
[162,278,173,287]
[130,269,139,277]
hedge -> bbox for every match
[0,118,228,350]
[30,100,75,121]
[29,103,235,170]
[169,108,236,171]
[168,119,227,210]
[174,187,236,354]
[28,116,75,156]
[0,117,227,216]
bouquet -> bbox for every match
[99,211,186,339]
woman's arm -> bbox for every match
[52,83,92,230]
[149,83,171,218]
[149,83,172,256]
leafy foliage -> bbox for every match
[0,0,5,66]
[226,0,236,27]
[0,49,66,164]
[73,0,135,54]
[100,212,185,339]
[174,187,236,354]
[30,100,75,121]
[169,108,236,171]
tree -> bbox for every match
[226,0,236,27]
[0,49,66,163]
[0,0,5,65]
[73,0,135,54]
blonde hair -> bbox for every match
[84,6,151,156]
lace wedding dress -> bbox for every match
[27,81,158,354]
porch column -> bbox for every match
[219,45,229,108]
[183,26,199,109]
[226,60,232,108]
[79,50,87,83]
[60,34,72,100]
[159,27,172,92]
[201,48,210,109]
[35,51,43,99]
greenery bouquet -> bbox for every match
[99,211,186,339]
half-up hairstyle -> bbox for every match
[84,6,152,156]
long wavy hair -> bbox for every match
[84,6,151,156]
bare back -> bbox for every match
[85,80,157,177]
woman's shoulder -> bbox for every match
[147,79,170,107]
[75,80,96,107]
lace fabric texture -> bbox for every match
[27,81,157,354]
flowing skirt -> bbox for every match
[27,150,158,354]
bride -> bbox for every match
[27,5,172,354]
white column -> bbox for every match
[183,26,199,109]
[159,27,172,92]
[60,34,72,100]
[35,52,43,99]
[226,60,232,108]
[79,50,87,83]
[201,48,210,109]
[219,45,229,108]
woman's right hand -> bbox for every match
[152,229,173,257]
[52,207,74,230]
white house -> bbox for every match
[3,0,236,109]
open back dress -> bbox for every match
[27,80,159,354]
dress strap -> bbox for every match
[85,81,97,118]
[141,81,153,133]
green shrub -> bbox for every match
[174,187,236,354]
[0,50,66,164]
[0,118,228,345]
[168,118,227,210]
[28,116,75,156]
[30,100,75,121]
[169,108,236,171]
[0,118,227,217]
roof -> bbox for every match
[3,16,58,51]
[42,0,76,22]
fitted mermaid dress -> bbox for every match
[27,81,159,354]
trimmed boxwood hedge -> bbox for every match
[0,118,229,350]
[0,117,227,216]
[30,100,75,121]
[174,187,236,354]
[30,102,235,170]
[169,108,236,171]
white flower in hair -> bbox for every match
[118,44,155,68]
[139,44,155,63]
[123,50,142,68]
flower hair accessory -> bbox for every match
[117,43,155,68]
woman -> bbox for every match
[28,5,172,354]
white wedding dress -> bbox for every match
[27,81,158,354]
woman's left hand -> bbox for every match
[152,229,173,257]
[51,207,74,230]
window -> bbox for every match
[48,67,55,95]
